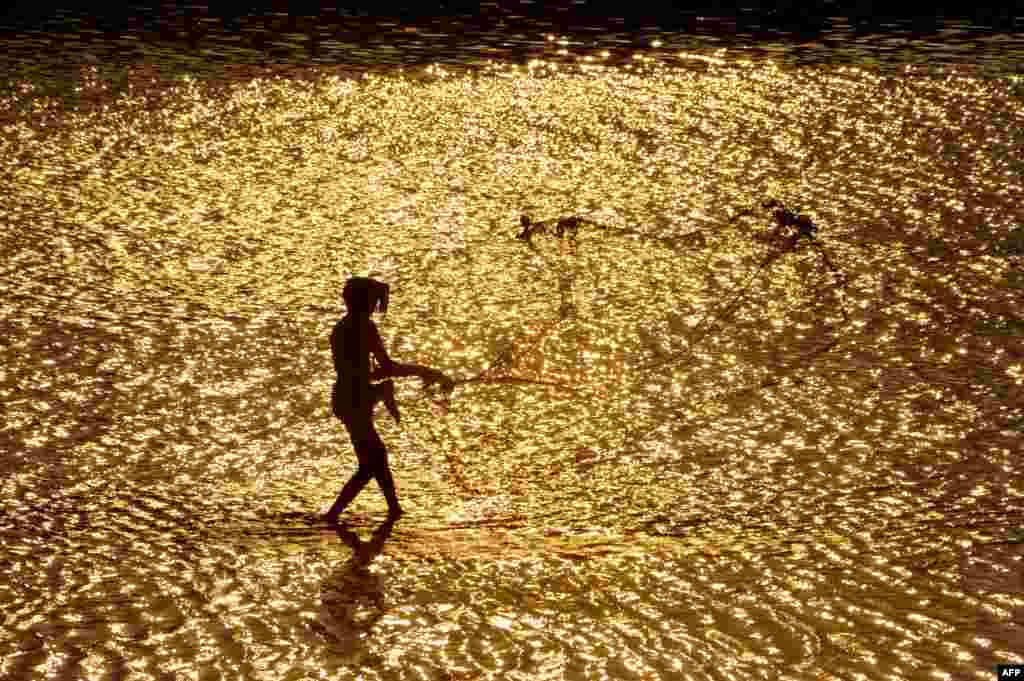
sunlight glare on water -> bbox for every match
[1,33,1023,680]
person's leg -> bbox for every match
[323,463,372,524]
[363,424,403,518]
[323,413,375,523]
[372,451,403,519]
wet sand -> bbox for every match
[2,10,1023,680]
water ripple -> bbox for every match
[2,26,1023,680]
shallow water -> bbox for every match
[2,11,1024,681]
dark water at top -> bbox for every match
[1,5,1023,681]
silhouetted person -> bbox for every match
[516,214,582,244]
[324,277,452,525]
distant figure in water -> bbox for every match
[516,214,584,244]
[324,276,452,525]
[762,198,817,246]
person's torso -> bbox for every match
[332,315,373,384]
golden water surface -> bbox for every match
[2,28,1023,681]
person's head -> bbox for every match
[343,277,389,317]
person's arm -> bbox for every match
[368,322,417,379]
[368,323,453,388]
[388,362,453,388]
[373,356,453,388]
[368,321,395,379]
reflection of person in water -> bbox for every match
[324,277,453,525]
[317,519,396,650]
